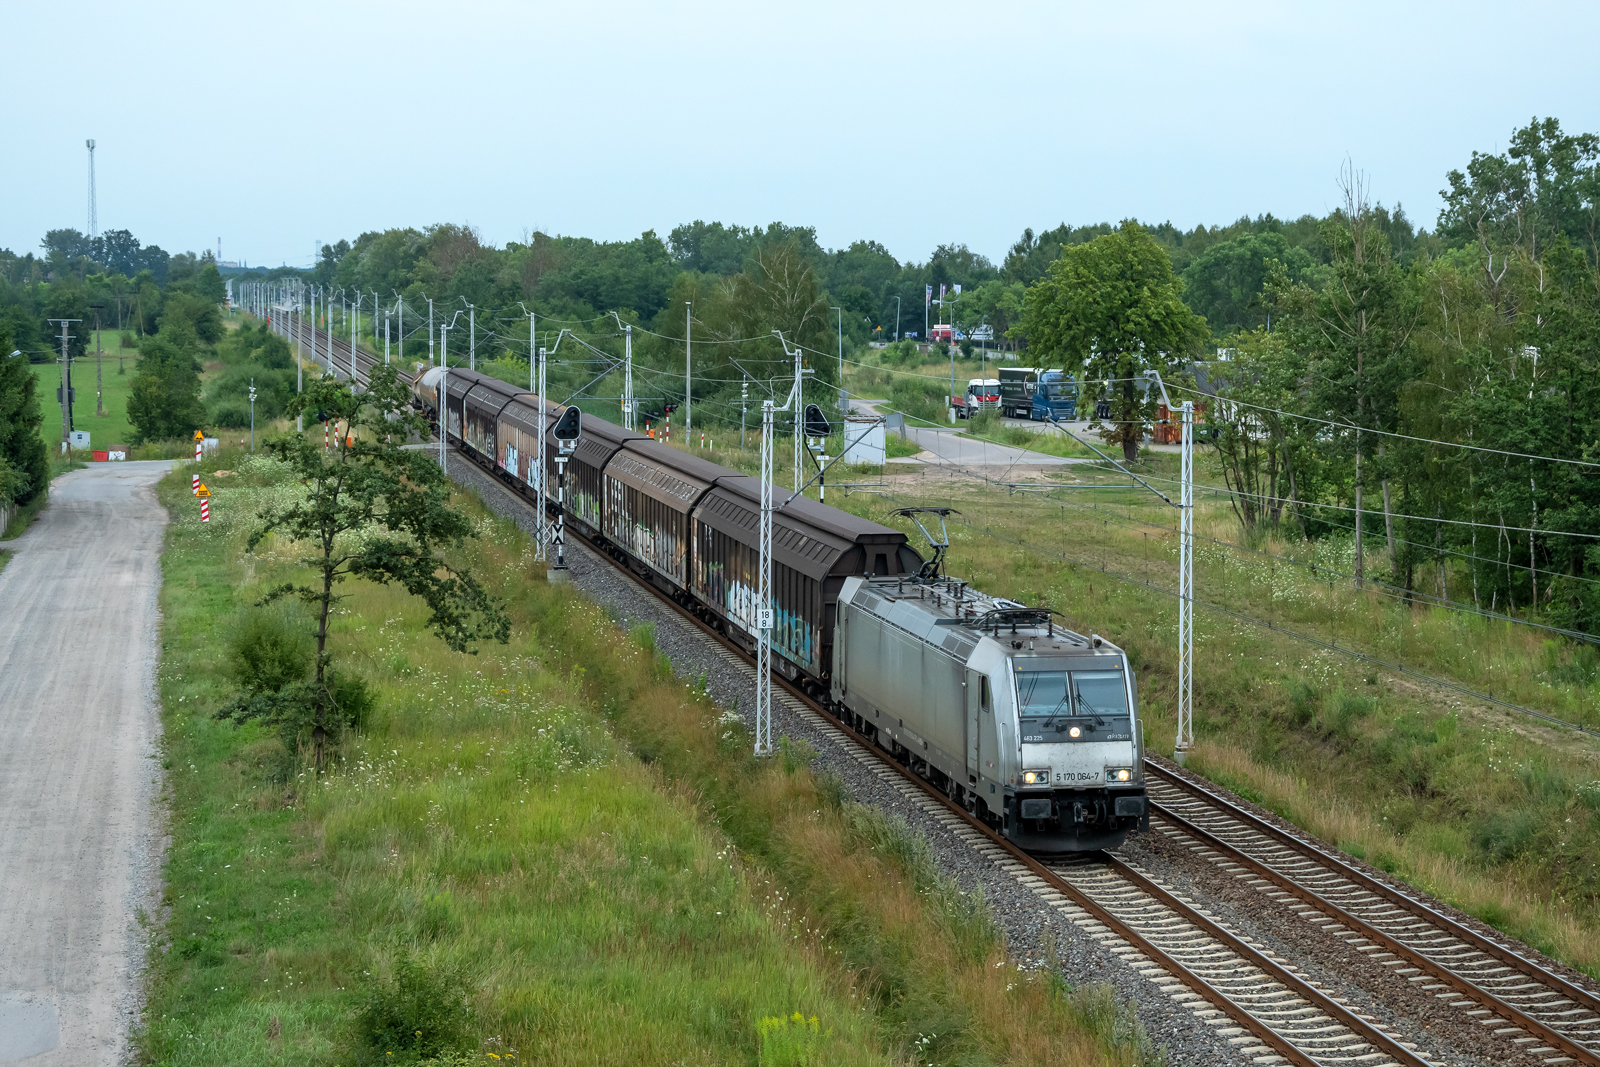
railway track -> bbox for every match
[270,312,1597,1066]
[1145,764,1600,1066]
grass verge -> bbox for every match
[140,443,1156,1067]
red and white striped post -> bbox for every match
[192,472,199,495]
[324,421,330,449]
[200,498,209,523]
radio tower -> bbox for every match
[85,140,97,239]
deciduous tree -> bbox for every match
[1021,222,1207,461]
[219,367,509,767]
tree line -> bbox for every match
[0,231,233,502]
[6,117,1594,635]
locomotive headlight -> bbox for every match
[1105,766,1133,783]
[1022,770,1051,786]
[1069,725,1082,739]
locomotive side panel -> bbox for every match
[834,593,967,777]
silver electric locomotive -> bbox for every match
[830,512,1147,852]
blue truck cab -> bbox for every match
[1030,370,1078,421]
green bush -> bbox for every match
[227,608,312,693]
[353,952,473,1063]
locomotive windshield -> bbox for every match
[1017,669,1131,742]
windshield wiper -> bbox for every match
[1074,694,1108,726]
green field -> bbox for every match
[28,328,140,452]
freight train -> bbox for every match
[410,363,1147,851]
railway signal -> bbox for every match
[548,405,582,583]
[804,403,832,501]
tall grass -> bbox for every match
[141,440,1155,1066]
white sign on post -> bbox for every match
[756,608,774,631]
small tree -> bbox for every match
[1022,221,1207,461]
[127,334,205,443]
[220,366,509,766]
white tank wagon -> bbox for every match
[830,510,1147,851]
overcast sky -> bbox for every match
[7,1,1598,270]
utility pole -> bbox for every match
[383,306,390,364]
[755,396,775,757]
[1177,399,1194,761]
[249,378,257,452]
[50,318,80,451]
[350,291,358,389]
[623,323,636,429]
[831,305,844,413]
[326,288,335,373]
[439,323,449,472]
[1137,370,1196,765]
[524,307,535,392]
[468,302,475,371]
[792,336,803,492]
[397,295,404,366]
[894,295,901,342]
[684,302,692,436]
[610,311,635,430]
[90,304,106,416]
[427,296,435,366]
[296,287,305,431]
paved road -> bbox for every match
[848,397,1094,468]
[905,425,1092,467]
[0,462,171,1066]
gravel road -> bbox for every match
[0,462,171,1066]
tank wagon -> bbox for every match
[411,366,1146,851]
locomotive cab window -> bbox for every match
[1017,669,1131,742]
